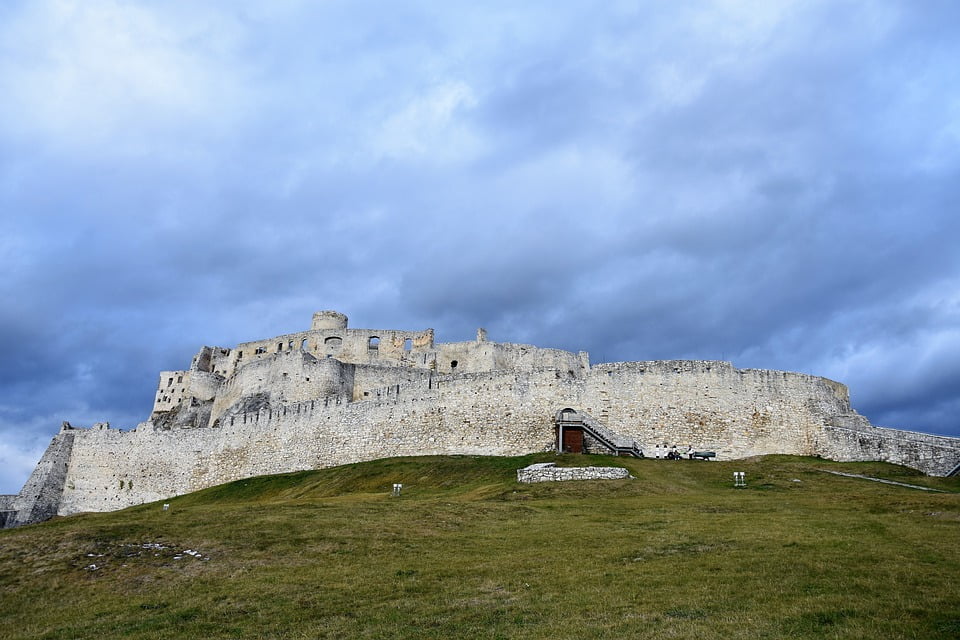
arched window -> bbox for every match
[368,336,380,350]
[403,338,412,351]
[301,339,309,351]
[324,336,342,350]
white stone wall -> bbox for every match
[517,463,631,483]
[580,361,852,458]
[351,365,434,402]
[52,360,921,518]
[209,352,352,423]
[15,310,956,526]
[817,424,960,476]
[433,341,587,376]
[10,429,76,526]
[221,326,435,379]
[152,371,190,413]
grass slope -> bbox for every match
[2,454,959,639]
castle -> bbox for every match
[3,311,958,527]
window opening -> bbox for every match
[451,360,458,369]
[403,338,412,351]
[368,336,380,350]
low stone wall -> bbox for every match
[0,495,15,529]
[819,424,960,476]
[516,462,632,483]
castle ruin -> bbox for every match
[3,311,958,527]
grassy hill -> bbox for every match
[2,454,959,639]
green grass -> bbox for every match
[2,454,959,639]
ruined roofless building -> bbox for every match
[3,311,959,528]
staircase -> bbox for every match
[555,409,644,458]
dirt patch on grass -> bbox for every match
[628,540,738,562]
[72,540,212,577]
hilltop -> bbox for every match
[1,454,959,639]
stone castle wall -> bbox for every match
[56,368,562,515]
[207,326,437,382]
[50,361,930,518]
[0,495,15,528]
[8,429,76,527]
[817,423,960,476]
[7,311,959,527]
[579,361,852,458]
[209,352,353,423]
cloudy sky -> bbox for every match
[2,0,959,494]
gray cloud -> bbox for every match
[1,0,958,492]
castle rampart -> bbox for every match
[817,424,960,476]
[5,311,958,527]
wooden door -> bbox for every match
[562,428,584,454]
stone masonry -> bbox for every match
[4,311,959,527]
[517,463,632,483]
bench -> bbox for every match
[690,451,716,460]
